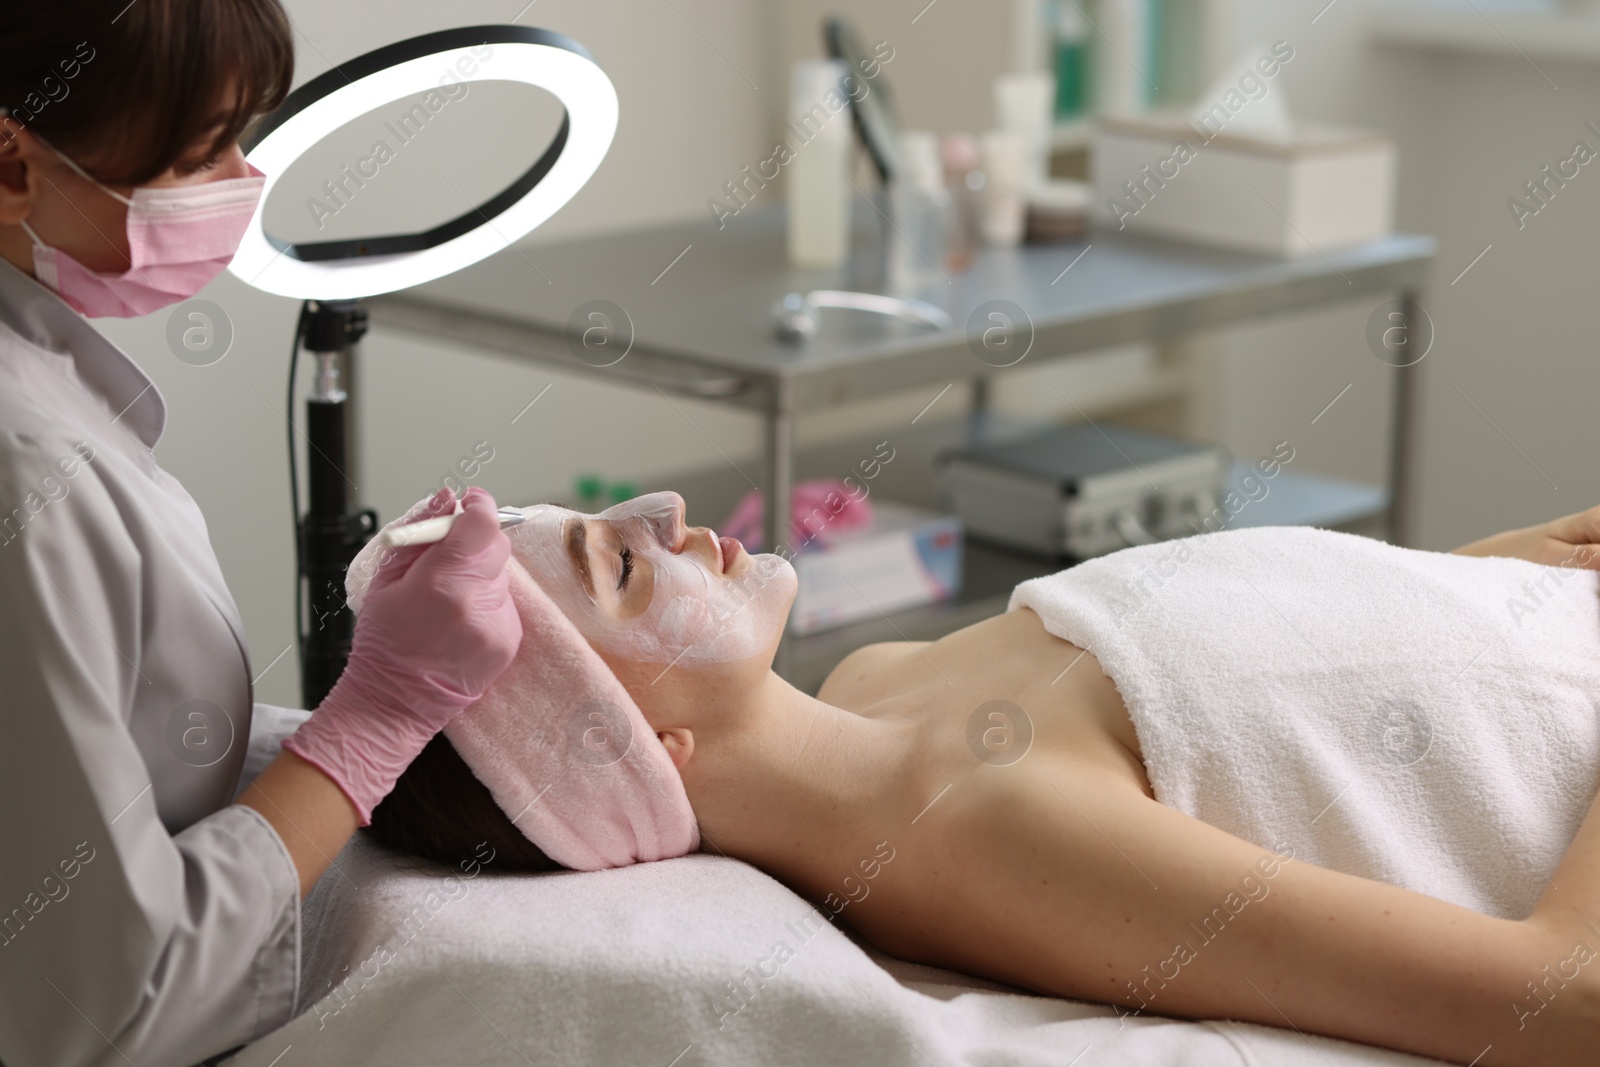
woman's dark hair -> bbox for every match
[0,0,296,185]
[366,731,565,874]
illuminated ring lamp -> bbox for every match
[229,25,618,707]
[231,25,617,297]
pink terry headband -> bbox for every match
[348,504,701,872]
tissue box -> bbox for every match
[788,501,962,637]
[1090,113,1396,256]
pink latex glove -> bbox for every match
[721,478,875,553]
[283,486,522,824]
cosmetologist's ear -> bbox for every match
[656,727,693,770]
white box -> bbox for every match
[788,501,962,637]
[1090,113,1396,257]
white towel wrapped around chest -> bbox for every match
[1008,525,1600,920]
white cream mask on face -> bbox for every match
[506,491,797,666]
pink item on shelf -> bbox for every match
[344,500,701,871]
[720,478,875,553]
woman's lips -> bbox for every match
[718,534,742,572]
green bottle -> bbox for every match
[574,473,604,512]
[608,481,637,506]
[1052,0,1088,119]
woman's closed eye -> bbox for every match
[611,538,657,620]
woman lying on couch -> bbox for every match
[367,489,1600,1067]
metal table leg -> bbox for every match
[1387,288,1424,547]
[764,376,795,677]
[967,374,996,446]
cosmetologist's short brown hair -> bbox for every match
[0,0,296,185]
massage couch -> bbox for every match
[221,705,1452,1067]
[222,519,1600,1067]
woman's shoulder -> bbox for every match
[0,343,102,452]
[817,640,931,710]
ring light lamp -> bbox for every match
[231,25,617,708]
[228,24,618,299]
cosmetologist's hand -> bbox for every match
[282,486,523,823]
[1450,503,1600,571]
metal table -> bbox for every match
[366,204,1436,672]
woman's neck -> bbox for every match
[680,669,923,902]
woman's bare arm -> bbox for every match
[1452,505,1600,569]
[237,751,360,899]
[1525,781,1600,972]
[883,764,1600,1067]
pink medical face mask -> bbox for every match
[17,132,265,318]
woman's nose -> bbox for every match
[601,490,685,549]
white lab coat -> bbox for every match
[0,256,305,1067]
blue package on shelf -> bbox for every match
[788,500,964,636]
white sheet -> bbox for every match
[221,830,1451,1067]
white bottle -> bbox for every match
[1095,0,1149,118]
[787,59,851,269]
[994,71,1055,193]
[979,130,1027,247]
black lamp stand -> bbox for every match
[297,299,378,709]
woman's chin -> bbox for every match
[748,549,797,584]
[721,555,797,659]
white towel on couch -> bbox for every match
[220,829,1451,1067]
[1009,525,1600,920]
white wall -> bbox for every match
[91,0,1600,704]
[1212,0,1600,552]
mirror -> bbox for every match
[824,16,904,186]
